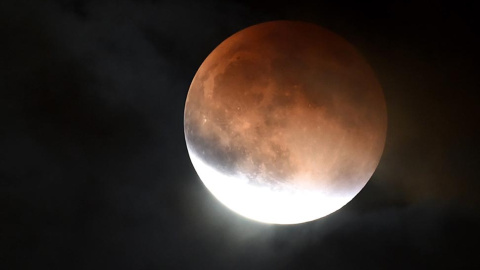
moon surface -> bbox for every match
[184,21,387,224]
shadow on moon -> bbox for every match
[184,21,387,224]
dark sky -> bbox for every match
[1,0,479,269]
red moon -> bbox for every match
[184,21,387,224]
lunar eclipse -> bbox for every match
[185,21,387,224]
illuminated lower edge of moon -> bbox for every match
[188,147,357,224]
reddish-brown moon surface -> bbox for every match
[184,21,387,224]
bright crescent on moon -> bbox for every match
[184,21,387,224]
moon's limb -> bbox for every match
[184,21,387,224]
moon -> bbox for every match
[184,21,387,224]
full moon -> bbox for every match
[184,21,387,224]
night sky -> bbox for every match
[2,0,479,269]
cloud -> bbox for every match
[281,202,480,269]
[1,0,479,269]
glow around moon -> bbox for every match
[184,21,387,224]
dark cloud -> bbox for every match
[1,0,479,269]
[283,202,480,269]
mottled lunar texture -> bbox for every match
[184,21,387,224]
